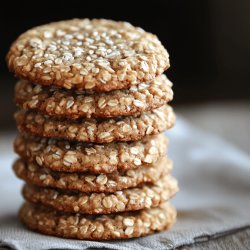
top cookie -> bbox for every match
[7,19,170,92]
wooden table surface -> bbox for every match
[178,227,250,249]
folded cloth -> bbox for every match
[1,117,250,250]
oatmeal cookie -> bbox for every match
[22,174,178,214]
[14,134,167,173]
[7,19,170,92]
[13,157,172,193]
[15,75,173,119]
[19,202,176,240]
[15,105,175,143]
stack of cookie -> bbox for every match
[7,19,178,240]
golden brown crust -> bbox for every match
[14,134,167,173]
[15,105,175,143]
[13,157,172,193]
[15,75,173,119]
[7,19,170,92]
[19,202,176,240]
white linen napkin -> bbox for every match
[0,117,250,250]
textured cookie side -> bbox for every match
[14,134,167,173]
[15,105,175,143]
[19,202,176,240]
[15,75,173,119]
[13,157,172,193]
[22,175,178,214]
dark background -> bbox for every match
[1,0,250,130]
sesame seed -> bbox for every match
[118,61,126,67]
[140,61,149,72]
[85,176,95,183]
[66,99,74,109]
[43,31,52,38]
[65,34,73,40]
[85,82,96,89]
[98,132,111,139]
[73,206,80,212]
[63,52,73,61]
[44,60,53,66]
[85,147,96,155]
[149,146,158,154]
[33,84,42,93]
[107,99,118,107]
[29,38,42,48]
[112,231,121,237]
[62,40,70,46]
[97,98,106,109]
[123,218,134,227]
[54,58,63,64]
[63,154,77,166]
[133,158,141,166]
[39,174,47,180]
[16,55,28,66]
[48,44,57,51]
[76,34,84,40]
[72,63,81,69]
[133,100,144,108]
[86,56,92,61]
[102,72,111,81]
[102,197,113,208]
[125,226,134,236]
[144,154,153,163]
[74,47,84,57]
[34,63,42,68]
[130,147,139,155]
[56,30,66,36]
[79,196,88,205]
[91,67,99,74]
[96,175,108,185]
[35,156,43,166]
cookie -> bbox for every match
[7,19,170,92]
[22,174,178,215]
[14,134,167,173]
[15,75,173,119]
[15,105,175,143]
[19,202,176,240]
[13,157,171,193]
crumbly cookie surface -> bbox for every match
[15,105,175,143]
[15,74,173,119]
[19,202,176,240]
[7,19,170,92]
[13,157,171,193]
[22,174,178,214]
[14,134,167,173]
